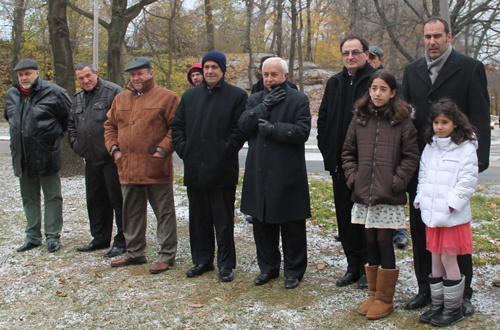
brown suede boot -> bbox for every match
[366,267,399,320]
[358,264,379,315]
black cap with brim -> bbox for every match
[124,57,152,72]
[14,59,38,71]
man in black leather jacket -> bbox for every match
[4,59,71,253]
[68,62,125,258]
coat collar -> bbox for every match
[416,49,461,93]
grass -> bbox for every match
[0,154,500,329]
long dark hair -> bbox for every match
[353,70,411,121]
[423,98,477,145]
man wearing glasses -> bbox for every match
[317,36,376,289]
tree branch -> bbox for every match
[124,0,159,23]
[67,1,110,30]
[374,0,415,62]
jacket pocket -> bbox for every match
[92,103,109,122]
[144,155,168,181]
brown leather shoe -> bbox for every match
[149,261,172,274]
[110,256,147,267]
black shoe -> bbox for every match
[430,307,464,327]
[285,277,300,289]
[336,272,359,287]
[406,292,432,310]
[357,274,368,289]
[47,241,60,253]
[219,267,234,282]
[186,264,215,278]
[104,247,126,258]
[419,305,444,323]
[76,242,109,252]
[246,217,253,224]
[16,241,41,252]
[395,237,408,249]
[334,234,341,242]
[254,273,279,285]
[462,297,475,316]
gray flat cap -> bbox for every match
[14,59,38,71]
[124,57,152,72]
[369,45,384,58]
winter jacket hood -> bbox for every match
[187,63,202,87]
[414,135,478,227]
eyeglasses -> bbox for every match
[341,50,364,57]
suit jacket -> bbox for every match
[401,48,490,173]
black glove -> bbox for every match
[258,119,274,137]
[262,86,286,110]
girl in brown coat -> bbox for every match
[342,70,420,320]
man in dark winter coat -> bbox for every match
[239,57,311,289]
[317,36,377,289]
[172,51,247,283]
[68,62,125,258]
[401,17,490,317]
[4,59,71,253]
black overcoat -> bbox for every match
[172,77,247,187]
[317,64,377,175]
[239,82,311,224]
[4,77,71,178]
[401,49,490,172]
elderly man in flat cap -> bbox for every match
[104,57,179,274]
[4,59,71,253]
[172,51,247,282]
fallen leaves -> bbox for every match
[22,261,31,267]
[490,202,497,209]
[55,290,67,297]
[187,304,203,308]
[316,264,326,270]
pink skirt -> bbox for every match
[426,223,474,255]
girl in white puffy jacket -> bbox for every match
[414,98,478,327]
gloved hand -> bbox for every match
[258,119,274,137]
[262,86,286,110]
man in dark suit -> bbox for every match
[401,17,490,316]
[239,57,311,289]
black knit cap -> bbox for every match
[124,57,152,72]
[14,59,38,71]
[202,51,226,74]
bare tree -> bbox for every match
[68,0,159,86]
[205,0,214,51]
[47,0,83,176]
[11,0,26,83]
[288,0,297,81]
[244,0,254,86]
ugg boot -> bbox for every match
[366,267,399,320]
[431,275,465,327]
[358,264,379,315]
[419,274,444,323]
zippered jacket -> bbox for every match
[4,77,71,178]
[414,136,478,227]
[342,108,419,206]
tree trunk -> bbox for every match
[256,0,268,53]
[167,0,179,89]
[47,0,84,177]
[205,0,215,51]
[275,0,283,56]
[289,0,297,82]
[245,0,254,87]
[349,0,360,35]
[11,0,26,84]
[305,0,312,61]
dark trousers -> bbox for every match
[187,186,236,269]
[332,174,367,275]
[85,161,125,248]
[409,188,473,298]
[253,218,307,279]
